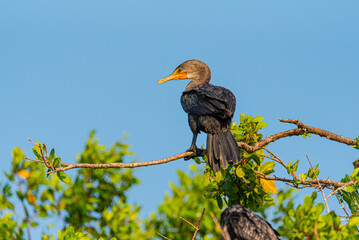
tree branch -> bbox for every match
[26,118,357,174]
[43,151,194,174]
[279,119,356,146]
[238,118,356,153]
[255,173,354,189]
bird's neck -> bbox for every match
[185,79,207,89]
[185,71,211,90]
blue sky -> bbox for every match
[1,0,359,237]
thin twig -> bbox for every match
[209,211,230,240]
[25,157,45,164]
[314,220,319,240]
[21,201,31,240]
[255,172,353,189]
[263,148,299,179]
[333,189,351,218]
[306,155,329,213]
[37,143,50,169]
[156,232,172,240]
[192,208,205,240]
[44,144,49,159]
[42,144,55,171]
[180,217,197,229]
[263,148,286,166]
[263,154,282,164]
[25,157,70,167]
[26,137,36,145]
[325,181,354,200]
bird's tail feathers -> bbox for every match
[207,130,241,173]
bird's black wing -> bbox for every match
[181,84,236,119]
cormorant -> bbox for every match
[158,60,241,172]
[220,205,280,240]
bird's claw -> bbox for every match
[184,147,204,161]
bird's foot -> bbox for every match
[184,146,204,161]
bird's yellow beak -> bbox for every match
[157,68,188,85]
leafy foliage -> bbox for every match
[264,190,359,239]
[0,132,146,239]
[337,170,359,216]
[145,165,222,239]
[0,213,22,239]
[1,116,359,239]
[60,131,142,239]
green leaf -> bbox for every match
[265,196,274,204]
[252,154,261,166]
[293,179,301,185]
[344,186,356,193]
[202,154,208,164]
[49,148,55,161]
[353,137,359,150]
[312,203,324,218]
[303,195,313,208]
[352,168,359,178]
[57,171,71,184]
[299,173,305,180]
[245,115,253,122]
[292,159,299,173]
[302,132,311,139]
[287,160,293,174]
[12,147,25,170]
[311,191,317,200]
[30,222,39,227]
[236,167,245,178]
[347,217,359,228]
[32,147,42,160]
[253,116,263,122]
[53,157,61,168]
[256,121,267,129]
[4,172,15,182]
[240,113,245,123]
[216,194,223,209]
[193,157,201,164]
[16,190,24,200]
[260,161,275,175]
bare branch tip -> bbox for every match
[156,232,171,240]
[26,137,36,145]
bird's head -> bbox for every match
[158,60,211,85]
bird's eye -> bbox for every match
[178,68,182,72]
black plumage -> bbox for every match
[158,60,241,172]
[220,205,280,240]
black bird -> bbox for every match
[158,60,241,172]
[220,205,280,240]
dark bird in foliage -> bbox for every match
[158,60,241,172]
[220,205,280,240]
